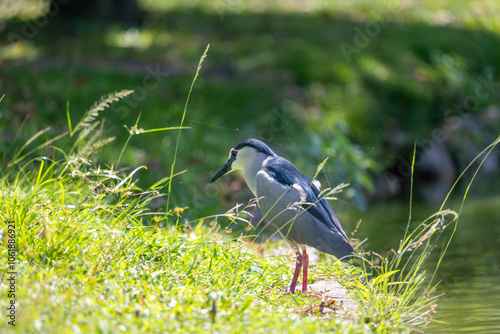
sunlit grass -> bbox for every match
[0,97,350,332]
[137,0,500,32]
[0,41,38,61]
[0,0,49,21]
[105,28,155,50]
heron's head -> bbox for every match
[210,138,275,183]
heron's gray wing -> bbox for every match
[255,168,353,260]
[264,157,350,242]
[254,170,303,238]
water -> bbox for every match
[427,196,500,333]
[342,192,500,333]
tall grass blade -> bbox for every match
[166,43,210,214]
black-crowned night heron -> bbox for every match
[210,138,354,293]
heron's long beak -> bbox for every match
[210,159,233,183]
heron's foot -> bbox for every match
[288,284,309,294]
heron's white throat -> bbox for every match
[232,146,270,196]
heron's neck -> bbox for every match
[243,152,269,196]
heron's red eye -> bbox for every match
[231,150,237,158]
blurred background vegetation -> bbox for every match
[1,0,499,218]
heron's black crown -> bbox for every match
[233,138,276,156]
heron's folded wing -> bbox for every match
[264,157,350,242]
[255,170,303,233]
[256,168,353,260]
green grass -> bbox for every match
[0,100,355,332]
